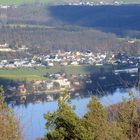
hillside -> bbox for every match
[1,4,139,37]
[0,0,49,5]
[48,5,140,37]
[0,0,140,5]
[0,4,140,59]
[52,0,140,4]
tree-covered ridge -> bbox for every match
[44,93,140,140]
[51,0,140,4]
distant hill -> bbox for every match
[0,4,140,37]
[0,0,49,5]
[51,0,140,4]
[0,0,140,5]
[48,5,140,38]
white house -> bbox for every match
[53,78,71,89]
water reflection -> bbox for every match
[12,88,140,140]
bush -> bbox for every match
[0,86,22,140]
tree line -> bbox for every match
[44,92,140,140]
[1,87,140,139]
[0,25,139,60]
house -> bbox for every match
[18,88,27,94]
[48,62,54,66]
[0,48,15,52]
[0,43,9,47]
[0,5,10,9]
[17,84,27,94]
[33,80,45,85]
[73,81,80,86]
[61,61,68,66]
[32,80,46,91]
[46,81,54,90]
[53,78,71,89]
[71,61,79,65]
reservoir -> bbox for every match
[12,88,140,140]
[3,4,140,140]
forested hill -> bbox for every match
[50,0,140,4]
[1,4,140,38]
[48,5,140,37]
[0,4,140,59]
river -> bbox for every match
[10,88,140,140]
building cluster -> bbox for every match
[6,72,85,96]
[68,1,122,6]
[113,52,140,67]
[1,50,140,69]
[0,43,28,53]
[0,5,18,9]
[0,58,42,69]
[40,51,112,66]
[0,50,114,69]
[2,51,140,98]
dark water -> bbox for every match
[48,5,140,37]
[12,88,140,140]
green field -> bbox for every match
[0,0,49,5]
[0,65,111,81]
[0,66,88,81]
[0,0,140,5]
[0,66,94,81]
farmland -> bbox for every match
[0,0,140,5]
[0,0,49,5]
[0,65,113,81]
[0,65,103,81]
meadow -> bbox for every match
[0,65,102,81]
[0,0,49,5]
[0,65,113,81]
[0,0,139,5]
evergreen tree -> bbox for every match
[44,93,140,140]
[84,96,126,140]
[117,92,140,140]
[84,96,110,140]
[44,93,93,140]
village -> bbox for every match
[68,1,122,6]
[0,43,140,102]
[0,41,139,69]
[0,1,122,9]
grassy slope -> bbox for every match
[0,66,88,81]
[0,0,140,5]
[0,65,107,81]
[0,0,49,5]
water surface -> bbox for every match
[13,88,140,140]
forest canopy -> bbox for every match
[44,93,140,140]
